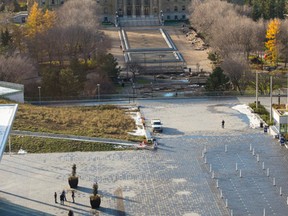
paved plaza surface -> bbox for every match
[1,97,288,215]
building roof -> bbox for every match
[0,81,24,103]
[0,86,21,96]
[0,104,18,162]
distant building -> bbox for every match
[34,0,190,26]
[98,0,190,23]
[32,0,65,9]
[12,11,28,24]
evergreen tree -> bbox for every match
[205,67,230,92]
[98,53,121,79]
[1,28,12,46]
[275,0,286,19]
[251,0,262,20]
[59,68,81,96]
[249,0,287,20]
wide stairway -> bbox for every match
[119,16,160,27]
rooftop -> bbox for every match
[0,104,18,161]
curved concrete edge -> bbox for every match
[10,130,137,147]
[0,104,18,162]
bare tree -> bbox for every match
[278,20,288,68]
[55,0,108,63]
[221,54,251,94]
[34,0,110,65]
[0,53,37,84]
[126,61,144,80]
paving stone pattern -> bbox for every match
[0,98,288,216]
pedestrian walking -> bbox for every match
[54,192,57,203]
[222,120,225,128]
[71,191,75,203]
[60,194,64,205]
[62,190,67,201]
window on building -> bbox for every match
[51,0,55,4]
[182,5,185,11]
[174,6,178,12]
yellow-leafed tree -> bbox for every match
[265,18,281,66]
[25,2,56,38]
[43,9,56,30]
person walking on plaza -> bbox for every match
[71,191,75,203]
[68,210,74,216]
[54,192,57,203]
[60,193,64,205]
[222,120,225,128]
[62,190,67,201]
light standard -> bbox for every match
[160,10,164,25]
[132,83,135,103]
[270,75,273,122]
[115,11,119,27]
[256,71,259,109]
[38,86,41,105]
[97,84,100,101]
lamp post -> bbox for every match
[132,83,135,103]
[270,75,273,122]
[256,71,259,109]
[97,84,100,101]
[160,10,164,25]
[38,86,41,105]
[278,89,281,105]
[115,11,119,27]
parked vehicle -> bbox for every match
[151,119,163,133]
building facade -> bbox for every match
[34,0,191,24]
[97,0,191,22]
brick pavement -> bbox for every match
[0,98,288,215]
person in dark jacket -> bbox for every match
[71,191,75,203]
[54,192,57,203]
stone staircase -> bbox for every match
[119,17,160,27]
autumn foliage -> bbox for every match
[265,18,281,65]
[25,2,56,38]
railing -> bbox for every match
[24,90,260,105]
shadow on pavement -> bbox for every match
[98,206,129,216]
[161,127,184,135]
[76,186,92,194]
[0,197,53,216]
[102,191,139,203]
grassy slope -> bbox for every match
[0,99,142,153]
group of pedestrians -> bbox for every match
[54,190,75,205]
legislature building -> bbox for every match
[34,0,191,26]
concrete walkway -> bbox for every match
[1,97,288,216]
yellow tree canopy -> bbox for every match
[43,9,56,29]
[265,18,281,65]
[25,2,56,38]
